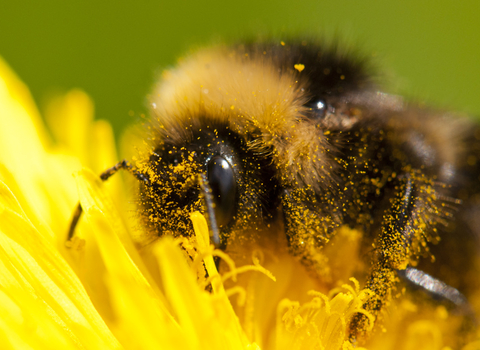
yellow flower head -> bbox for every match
[0,56,479,350]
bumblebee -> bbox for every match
[69,39,480,338]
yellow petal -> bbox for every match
[74,168,179,347]
[0,180,120,349]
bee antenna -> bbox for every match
[198,173,221,249]
[66,160,150,245]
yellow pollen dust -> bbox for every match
[294,64,305,72]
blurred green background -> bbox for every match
[1,1,479,138]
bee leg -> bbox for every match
[350,174,435,338]
[280,188,338,281]
[66,160,149,244]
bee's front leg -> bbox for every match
[351,173,439,339]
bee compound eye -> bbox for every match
[206,155,236,227]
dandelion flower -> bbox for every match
[0,55,478,350]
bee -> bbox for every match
[68,39,480,338]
